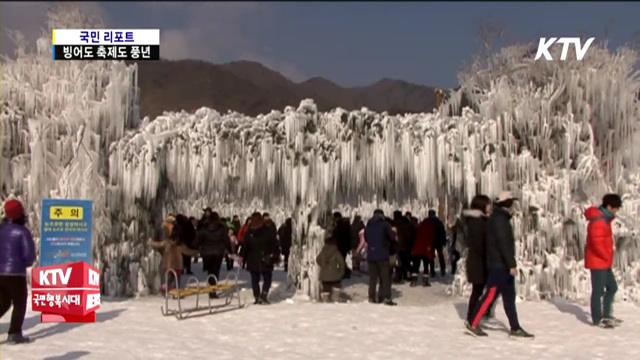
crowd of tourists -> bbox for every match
[0,190,624,344]
[147,209,290,306]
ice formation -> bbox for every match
[2,8,639,302]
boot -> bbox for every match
[409,275,418,287]
[422,277,431,287]
[382,298,397,306]
[7,333,32,344]
[320,292,331,303]
[260,292,270,305]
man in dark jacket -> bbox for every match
[175,214,197,275]
[278,218,293,272]
[197,212,231,298]
[466,192,533,338]
[0,199,36,344]
[393,211,414,282]
[427,210,447,277]
[240,213,281,305]
[364,209,397,306]
[332,212,352,279]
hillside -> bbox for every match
[129,59,440,118]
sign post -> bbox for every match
[40,199,93,267]
[36,199,99,323]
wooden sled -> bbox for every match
[160,266,244,320]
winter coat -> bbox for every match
[411,218,435,259]
[394,216,415,253]
[149,238,199,272]
[239,224,281,272]
[364,215,396,261]
[429,216,448,248]
[584,206,615,270]
[316,243,346,282]
[332,218,352,256]
[462,209,488,284]
[486,207,517,270]
[197,222,231,257]
[0,221,36,275]
[278,222,292,254]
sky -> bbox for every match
[1,1,639,88]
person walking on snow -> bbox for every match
[426,210,448,278]
[0,199,36,344]
[410,216,435,287]
[197,212,232,298]
[278,218,292,272]
[466,192,533,338]
[316,237,346,302]
[332,212,353,279]
[364,209,397,306]
[239,212,280,305]
[585,194,623,328]
[460,195,498,326]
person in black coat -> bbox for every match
[466,191,533,338]
[332,212,352,279]
[461,195,493,325]
[197,212,231,298]
[175,214,198,275]
[427,210,448,277]
[240,212,281,305]
[278,218,293,272]
[393,211,414,282]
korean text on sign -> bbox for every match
[52,29,160,46]
[49,206,84,220]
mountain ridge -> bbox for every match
[129,59,443,119]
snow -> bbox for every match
[2,270,639,359]
[1,6,639,303]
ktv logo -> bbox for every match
[534,37,595,61]
[31,262,100,323]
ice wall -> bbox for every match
[1,7,141,295]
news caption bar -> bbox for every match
[52,29,160,61]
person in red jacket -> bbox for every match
[410,217,435,287]
[237,217,251,269]
[584,193,622,328]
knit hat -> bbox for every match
[4,199,25,220]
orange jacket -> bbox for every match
[584,206,614,270]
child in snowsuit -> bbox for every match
[316,237,346,302]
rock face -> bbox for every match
[2,8,639,302]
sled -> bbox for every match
[160,266,244,320]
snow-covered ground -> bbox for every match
[2,265,638,360]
